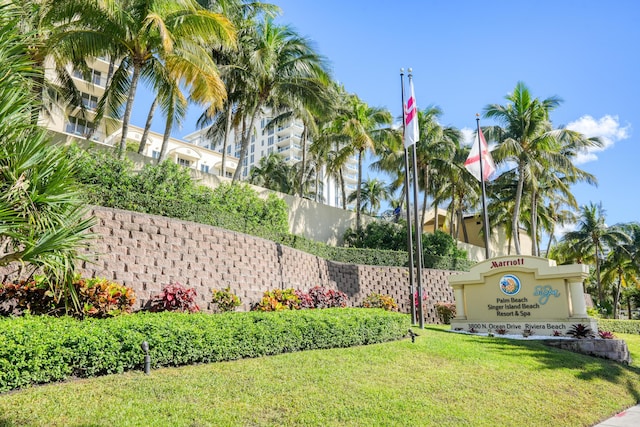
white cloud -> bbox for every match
[565,115,631,164]
[460,127,475,146]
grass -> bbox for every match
[1,325,639,426]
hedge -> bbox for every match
[0,309,410,392]
[597,319,640,335]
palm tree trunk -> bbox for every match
[595,244,604,303]
[138,96,158,154]
[421,187,428,234]
[433,200,439,233]
[118,64,141,160]
[531,189,539,256]
[545,232,555,258]
[299,125,308,197]
[233,106,259,183]
[512,164,525,254]
[221,103,233,178]
[314,165,320,202]
[339,168,347,210]
[461,211,469,243]
[614,272,623,319]
[355,149,363,230]
[158,98,175,163]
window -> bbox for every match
[73,68,104,86]
[151,150,160,159]
[250,144,255,153]
[200,164,210,173]
[65,116,94,137]
[268,136,274,146]
[227,146,231,154]
[250,154,254,164]
[81,93,98,110]
[177,158,191,167]
[267,147,273,154]
[268,127,274,135]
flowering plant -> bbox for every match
[362,293,398,311]
[434,301,456,324]
[414,290,427,309]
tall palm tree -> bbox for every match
[225,18,330,183]
[601,237,638,319]
[331,95,393,230]
[561,202,630,304]
[196,0,279,178]
[484,81,602,254]
[48,0,236,159]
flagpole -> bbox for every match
[409,70,425,328]
[400,69,417,325]
[476,114,491,259]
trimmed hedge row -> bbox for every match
[0,309,410,393]
[597,319,640,335]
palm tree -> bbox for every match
[196,0,279,178]
[484,81,602,254]
[561,202,630,305]
[347,178,391,217]
[48,0,236,159]
[331,95,393,230]
[225,18,330,183]
[248,152,293,193]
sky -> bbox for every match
[132,0,639,229]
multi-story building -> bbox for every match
[40,56,238,177]
[184,115,359,209]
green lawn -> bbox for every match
[1,326,639,427]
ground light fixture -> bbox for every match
[141,341,150,375]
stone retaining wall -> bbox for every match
[75,207,458,323]
[543,339,631,364]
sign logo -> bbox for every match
[499,274,521,296]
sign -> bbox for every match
[448,256,597,336]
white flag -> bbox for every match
[404,79,418,148]
[464,127,496,182]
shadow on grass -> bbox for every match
[0,419,100,427]
[423,324,640,401]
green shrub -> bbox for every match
[211,287,241,313]
[0,309,410,392]
[597,319,640,334]
[362,293,398,311]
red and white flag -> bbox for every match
[404,79,418,148]
[464,127,496,182]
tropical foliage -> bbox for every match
[0,4,95,309]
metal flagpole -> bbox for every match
[476,114,491,259]
[400,69,417,325]
[409,70,425,328]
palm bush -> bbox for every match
[0,4,94,309]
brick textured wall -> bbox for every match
[75,207,458,323]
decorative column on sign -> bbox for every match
[568,279,588,318]
[454,287,466,319]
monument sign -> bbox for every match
[448,256,597,336]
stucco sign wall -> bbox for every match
[448,256,597,336]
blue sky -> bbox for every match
[134,0,639,228]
